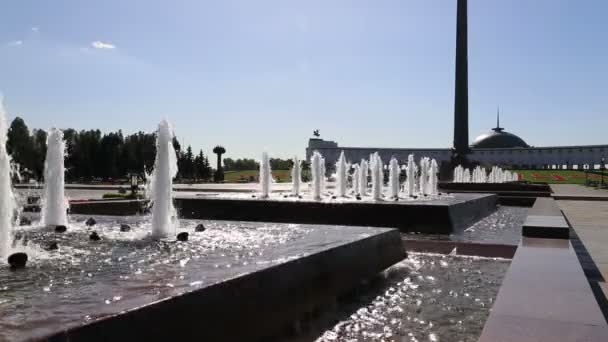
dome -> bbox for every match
[471,127,529,148]
[470,110,529,149]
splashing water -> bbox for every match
[311,151,323,200]
[388,157,400,199]
[0,100,16,259]
[291,156,301,196]
[351,164,360,194]
[359,159,368,196]
[260,152,271,198]
[429,159,439,195]
[148,120,179,239]
[320,157,326,194]
[406,154,416,196]
[335,151,348,197]
[419,157,429,196]
[42,128,68,227]
[370,152,383,201]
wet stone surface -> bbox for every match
[292,253,510,342]
[402,206,528,245]
[1,215,345,341]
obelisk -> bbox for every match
[453,0,469,157]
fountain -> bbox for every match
[0,101,16,259]
[388,157,400,199]
[359,159,368,196]
[335,151,348,197]
[42,128,68,227]
[406,154,416,196]
[260,152,271,198]
[419,157,429,196]
[352,164,360,194]
[291,156,301,196]
[429,159,438,195]
[453,165,515,184]
[463,168,471,183]
[370,152,383,201]
[311,151,323,200]
[320,156,326,195]
[148,119,179,239]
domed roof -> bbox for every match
[471,129,529,148]
[470,110,529,148]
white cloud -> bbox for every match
[7,40,23,47]
[31,27,39,33]
[91,41,116,49]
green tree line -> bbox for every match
[223,157,295,171]
[7,117,213,182]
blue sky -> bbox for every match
[0,0,607,159]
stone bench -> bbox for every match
[522,198,569,239]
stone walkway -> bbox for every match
[559,199,608,308]
[551,184,608,200]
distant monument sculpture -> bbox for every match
[313,130,320,138]
[213,145,226,182]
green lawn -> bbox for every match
[513,170,608,184]
[223,170,291,183]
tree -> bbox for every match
[31,129,47,180]
[194,150,212,181]
[212,145,226,182]
[7,117,34,175]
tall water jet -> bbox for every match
[370,153,383,201]
[406,154,416,196]
[352,164,360,194]
[259,152,272,198]
[42,128,68,227]
[320,157,326,194]
[359,159,368,196]
[291,156,301,196]
[419,157,429,196]
[388,157,400,199]
[335,151,348,197]
[0,101,16,259]
[311,151,323,200]
[463,168,471,183]
[429,159,438,195]
[149,120,179,239]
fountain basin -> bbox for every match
[173,193,497,234]
[0,219,404,341]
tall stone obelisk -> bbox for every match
[453,0,469,157]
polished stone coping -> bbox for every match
[172,193,497,234]
[479,238,608,341]
[439,182,552,198]
[403,239,517,259]
[522,215,570,239]
[522,198,570,239]
[38,226,405,341]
